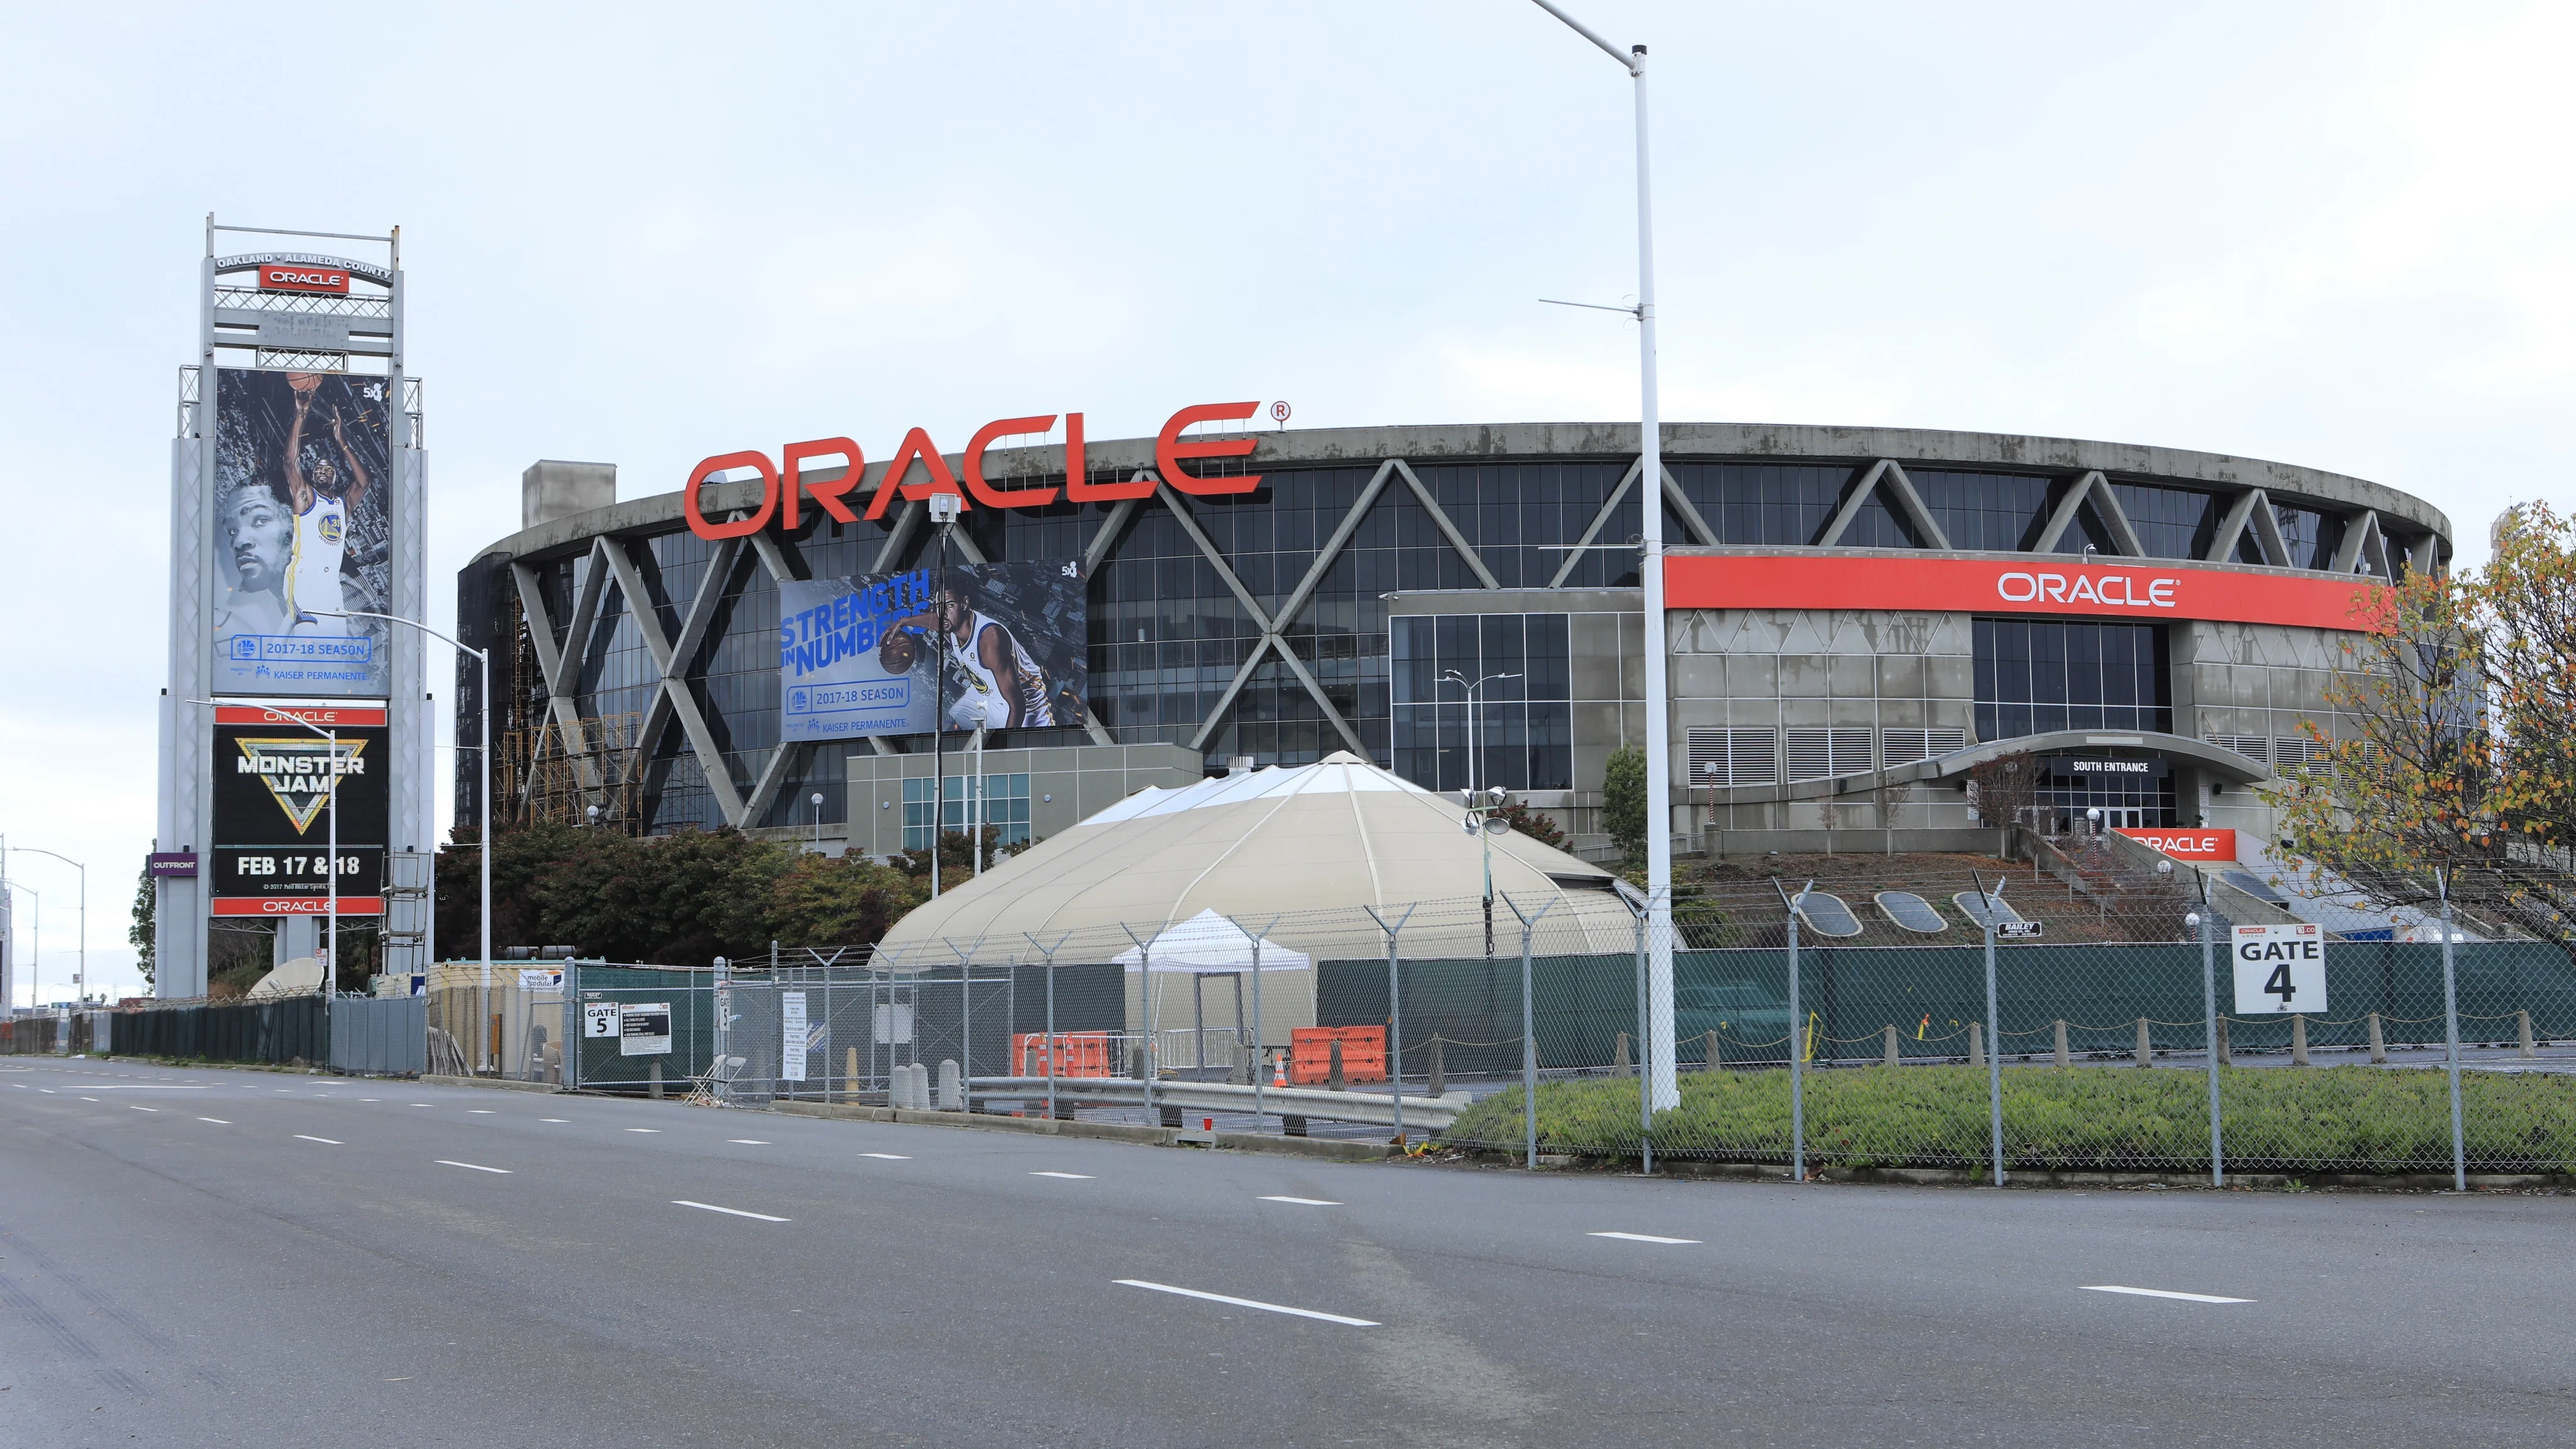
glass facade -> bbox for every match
[1389,613,1574,793]
[480,441,2419,840]
[1973,618,2171,740]
[902,773,1031,850]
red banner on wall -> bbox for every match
[2116,827,2238,861]
[1664,554,2385,633]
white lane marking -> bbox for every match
[468,1109,496,1114]
[1260,1196,1343,1206]
[1589,1231,1700,1245]
[540,1118,569,1124]
[1114,1279,1379,1327]
[436,1160,514,1175]
[672,1199,789,1222]
[625,1128,661,1134]
[2081,1285,2253,1304]
[199,1118,231,1124]
[1032,1171,1094,1179]
[409,1103,431,1108]
[361,1098,380,1102]
[86,1085,206,1091]
[728,1139,770,1145]
[128,1106,161,1113]
[81,1096,101,1101]
[38,1089,54,1094]
[294,1135,343,1145]
[860,1152,912,1160]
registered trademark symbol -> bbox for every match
[1269,400,1291,427]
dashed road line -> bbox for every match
[2081,1285,2252,1304]
[625,1128,661,1134]
[1032,1171,1094,1180]
[436,1160,514,1175]
[1260,1196,1342,1206]
[1589,1231,1699,1245]
[673,1200,789,1222]
[128,1106,160,1113]
[1114,1279,1379,1326]
[294,1135,343,1146]
[859,1153,912,1160]
[728,1139,770,1145]
[540,1118,569,1124]
[198,1118,231,1124]
[468,1109,496,1114]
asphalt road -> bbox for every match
[6,1058,2573,1448]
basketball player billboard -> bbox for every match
[210,369,393,696]
[780,559,1087,742]
[208,704,387,916]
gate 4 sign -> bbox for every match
[2233,924,2328,1014]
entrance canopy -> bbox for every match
[1109,909,1312,973]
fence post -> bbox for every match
[2197,908,2223,1189]
[1630,900,1652,1175]
[1882,1024,1899,1067]
[2519,1009,2536,1059]
[2290,1014,2309,1067]
[1362,904,1417,1146]
[2135,1017,2151,1068]
[1777,879,1808,1184]
[2440,882,2465,1192]
[1228,916,1281,1135]
[1982,905,2003,1187]
[2368,1011,2387,1064]
[1967,1020,1983,1066]
[1502,894,1553,1172]
[1120,924,1157,1124]
[2053,1020,2070,1068]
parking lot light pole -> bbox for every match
[323,609,492,1071]
[1529,0,1676,1114]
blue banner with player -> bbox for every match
[780,559,1087,742]
[209,369,392,696]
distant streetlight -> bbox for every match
[1442,668,1521,957]
[809,792,824,852]
[5,882,38,1009]
[8,848,82,1004]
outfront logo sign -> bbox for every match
[1663,554,2388,633]
[258,264,351,294]
[682,402,1267,541]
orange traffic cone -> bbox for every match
[1273,1052,1289,1088]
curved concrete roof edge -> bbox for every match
[470,420,2449,565]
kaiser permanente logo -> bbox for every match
[233,737,367,833]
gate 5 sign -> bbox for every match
[582,1002,622,1041]
[2233,923,2328,1014]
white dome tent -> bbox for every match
[872,751,1639,1045]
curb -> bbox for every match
[769,1099,1395,1161]
[1457,1149,2575,1191]
[421,1073,562,1095]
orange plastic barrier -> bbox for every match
[1013,1031,1116,1078]
[1289,1025,1387,1085]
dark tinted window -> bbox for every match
[1974,618,2170,741]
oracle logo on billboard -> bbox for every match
[2116,827,2238,862]
[258,264,351,294]
[1664,554,2387,633]
[683,401,1267,541]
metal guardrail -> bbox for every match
[969,1075,1474,1130]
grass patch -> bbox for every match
[1441,1065,2576,1174]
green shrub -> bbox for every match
[1441,1065,2576,1174]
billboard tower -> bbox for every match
[156,219,431,998]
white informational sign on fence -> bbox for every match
[874,1002,914,1046]
[780,991,808,1082]
[582,1002,621,1040]
[619,1002,674,1057]
[2233,923,2328,1014]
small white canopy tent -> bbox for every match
[1110,909,1312,973]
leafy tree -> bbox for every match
[128,865,155,989]
[1491,799,1567,850]
[1602,746,1647,863]
[2267,516,2576,948]
[767,852,929,948]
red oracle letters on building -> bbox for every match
[258,264,351,294]
[2116,827,2238,862]
[691,403,1266,540]
[1663,554,2390,634]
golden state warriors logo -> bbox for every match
[319,514,345,546]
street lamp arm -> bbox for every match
[10,847,84,870]
[1528,0,1640,73]
[316,609,487,661]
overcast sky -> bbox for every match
[3,2,2566,1004]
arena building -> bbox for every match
[456,417,2449,861]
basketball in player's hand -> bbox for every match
[879,629,918,672]
[289,372,323,394]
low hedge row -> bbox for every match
[1439,1064,2576,1174]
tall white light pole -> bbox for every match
[323,609,493,1070]
[9,850,84,1004]
[1531,0,1677,1111]
[7,882,37,1010]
